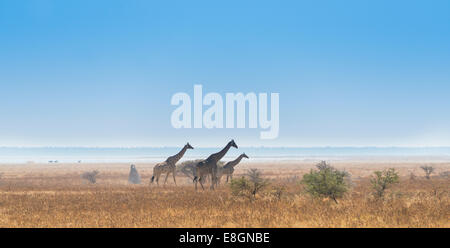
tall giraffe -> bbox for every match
[151,143,194,185]
[193,140,238,190]
[218,153,249,184]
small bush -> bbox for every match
[439,171,450,178]
[178,160,203,180]
[301,162,349,203]
[178,160,224,181]
[270,185,287,200]
[316,160,332,171]
[230,169,269,199]
[81,170,99,184]
[370,168,399,198]
[230,177,251,198]
[421,166,434,179]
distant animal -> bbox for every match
[217,153,249,184]
[193,140,238,190]
[151,143,194,185]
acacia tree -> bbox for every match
[301,162,349,203]
[230,168,269,200]
[421,166,434,179]
[370,168,399,198]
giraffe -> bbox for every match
[193,140,238,190]
[151,143,194,185]
[218,153,249,184]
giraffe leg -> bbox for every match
[156,173,160,186]
[212,171,218,190]
[210,174,215,190]
[199,176,205,190]
[195,179,198,191]
[164,172,170,185]
[172,170,177,185]
[226,174,229,183]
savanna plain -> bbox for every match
[0,158,448,228]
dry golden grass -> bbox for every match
[0,161,448,228]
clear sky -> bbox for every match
[0,0,449,147]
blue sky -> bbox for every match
[0,0,449,147]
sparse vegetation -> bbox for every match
[270,184,286,200]
[230,169,269,200]
[81,170,99,184]
[301,161,349,203]
[0,162,448,227]
[421,165,435,179]
[439,171,450,178]
[409,172,417,181]
[370,168,399,198]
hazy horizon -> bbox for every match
[1,146,450,164]
[2,145,450,149]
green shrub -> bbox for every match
[230,177,251,197]
[230,169,269,199]
[301,161,349,203]
[370,168,399,198]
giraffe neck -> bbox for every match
[230,155,245,167]
[209,142,233,162]
[167,146,188,164]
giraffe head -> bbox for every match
[242,153,249,159]
[229,139,238,149]
[186,143,194,149]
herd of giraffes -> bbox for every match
[150,140,248,190]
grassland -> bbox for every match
[0,160,448,228]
